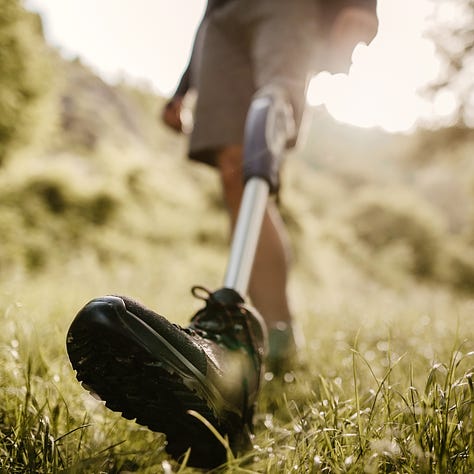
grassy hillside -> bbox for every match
[1,54,473,473]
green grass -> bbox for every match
[0,151,473,472]
[1,237,473,473]
[1,152,473,473]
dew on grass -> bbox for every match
[264,372,274,382]
[371,438,401,457]
[377,341,389,352]
[161,460,172,474]
[284,372,295,383]
[264,414,274,429]
[365,350,376,361]
[342,356,352,367]
[314,455,322,466]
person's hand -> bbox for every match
[327,6,379,73]
[161,96,184,133]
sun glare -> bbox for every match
[25,0,446,133]
[25,0,207,95]
[307,0,440,132]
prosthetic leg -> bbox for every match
[66,86,295,469]
[225,85,295,295]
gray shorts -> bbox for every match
[189,0,322,166]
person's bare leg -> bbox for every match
[216,145,292,327]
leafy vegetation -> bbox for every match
[0,0,55,164]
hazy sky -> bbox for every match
[25,0,452,132]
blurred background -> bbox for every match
[21,0,472,131]
[1,3,473,471]
[0,0,473,306]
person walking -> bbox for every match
[67,0,378,469]
[161,0,379,371]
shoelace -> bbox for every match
[173,286,232,339]
[188,286,263,370]
[190,286,241,334]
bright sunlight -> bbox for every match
[26,0,446,132]
[307,0,444,132]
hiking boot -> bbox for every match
[66,286,267,469]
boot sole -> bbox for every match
[66,296,237,468]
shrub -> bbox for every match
[344,188,447,278]
[0,0,54,164]
[0,169,120,271]
[443,241,474,293]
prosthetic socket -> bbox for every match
[243,85,296,194]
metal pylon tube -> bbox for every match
[223,177,270,295]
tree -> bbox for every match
[0,0,53,164]
[428,0,474,126]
